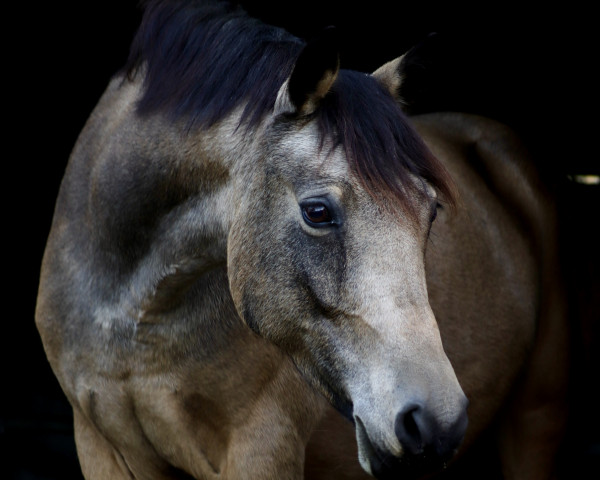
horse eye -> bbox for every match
[302,203,333,226]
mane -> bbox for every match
[124,0,455,209]
[125,0,303,128]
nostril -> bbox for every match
[395,399,469,461]
[395,403,426,455]
[403,407,421,442]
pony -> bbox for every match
[35,1,568,478]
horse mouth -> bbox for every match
[354,415,451,480]
[355,415,382,476]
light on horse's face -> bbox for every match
[227,128,467,479]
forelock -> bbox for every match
[314,70,455,214]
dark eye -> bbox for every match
[302,203,333,226]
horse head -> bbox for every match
[227,32,468,478]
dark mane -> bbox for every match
[125,0,304,128]
[125,0,455,208]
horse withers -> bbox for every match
[35,1,568,479]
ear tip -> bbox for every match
[320,26,340,62]
[279,26,340,117]
[306,25,340,64]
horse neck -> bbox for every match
[86,75,259,325]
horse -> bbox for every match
[35,1,569,479]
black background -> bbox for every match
[4,1,598,478]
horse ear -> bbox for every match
[372,33,439,112]
[372,56,408,107]
[274,27,340,117]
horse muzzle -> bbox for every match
[354,395,469,479]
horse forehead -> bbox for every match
[273,123,350,177]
